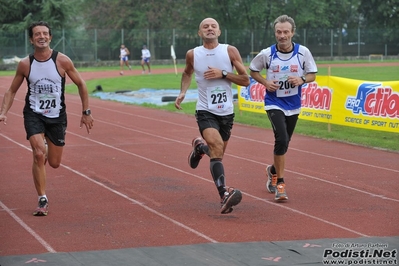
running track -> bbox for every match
[0,67,398,264]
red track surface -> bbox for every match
[0,66,398,256]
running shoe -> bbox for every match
[266,165,277,193]
[33,197,49,216]
[220,188,242,214]
[275,183,288,201]
[188,137,205,169]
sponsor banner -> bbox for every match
[238,77,266,113]
[238,76,399,133]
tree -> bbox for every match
[358,0,399,28]
[358,0,399,44]
[0,0,79,31]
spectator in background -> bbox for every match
[141,45,151,74]
[119,44,132,75]
[249,14,317,201]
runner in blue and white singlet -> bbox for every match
[249,14,317,202]
[250,43,317,115]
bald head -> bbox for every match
[199,18,219,30]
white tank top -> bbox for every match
[194,44,234,115]
[141,49,151,58]
[120,48,128,57]
[26,51,65,118]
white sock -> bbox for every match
[39,195,48,201]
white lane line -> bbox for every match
[61,163,218,243]
[81,104,399,174]
[66,131,370,237]
[241,192,369,237]
[4,99,399,174]
[1,102,396,246]
[0,133,218,245]
[1,129,370,245]
[66,113,399,203]
[0,201,57,253]
[2,131,370,239]
[232,135,399,173]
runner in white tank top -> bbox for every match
[119,44,131,75]
[0,21,94,216]
[141,45,151,74]
[194,43,234,116]
[26,50,64,118]
[174,18,250,214]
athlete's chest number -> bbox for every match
[39,99,56,109]
[277,80,295,90]
[211,92,227,104]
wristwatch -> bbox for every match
[82,109,91,116]
[301,76,306,84]
[222,70,228,79]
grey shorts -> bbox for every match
[195,110,234,141]
[23,110,67,146]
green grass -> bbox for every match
[2,61,398,151]
[78,64,179,72]
[81,74,189,92]
[317,65,399,81]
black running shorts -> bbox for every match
[195,110,234,141]
[23,110,67,146]
[266,109,298,155]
